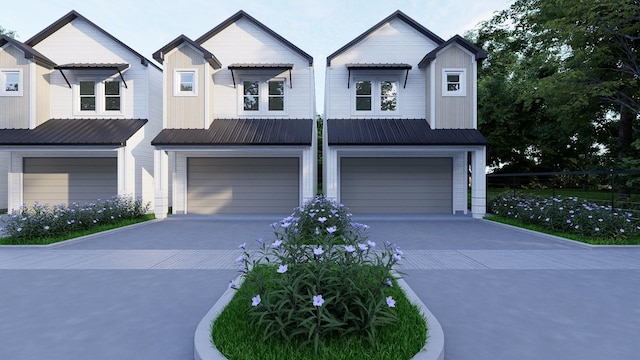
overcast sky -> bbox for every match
[4,0,513,112]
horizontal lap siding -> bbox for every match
[187,157,299,214]
[23,157,117,206]
[340,157,452,214]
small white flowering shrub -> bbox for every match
[489,192,640,243]
[3,196,149,241]
[232,196,404,353]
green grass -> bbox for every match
[484,214,640,245]
[212,269,427,360]
[0,214,155,245]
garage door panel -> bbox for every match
[340,157,452,214]
[187,157,299,214]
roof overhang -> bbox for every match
[0,35,56,69]
[346,63,412,88]
[54,63,131,89]
[227,63,294,88]
[152,34,222,69]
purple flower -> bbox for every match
[313,295,325,307]
[327,226,337,234]
[386,296,396,308]
[256,237,264,244]
[235,255,244,264]
[385,278,393,287]
[345,245,355,253]
[318,217,327,224]
[313,246,324,256]
[239,242,246,250]
[272,240,283,248]
[367,240,376,248]
[358,243,368,251]
[282,221,292,229]
[277,264,288,274]
[228,279,237,289]
[393,253,402,262]
[251,295,261,307]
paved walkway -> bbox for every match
[1,216,639,359]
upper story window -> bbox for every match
[353,77,399,114]
[240,78,286,115]
[79,81,96,111]
[442,69,466,96]
[0,69,23,96]
[75,77,124,115]
[174,69,197,96]
[104,81,121,111]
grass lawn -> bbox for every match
[212,267,427,360]
[0,214,155,246]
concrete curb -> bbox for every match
[195,273,445,360]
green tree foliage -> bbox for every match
[470,0,639,173]
[0,25,17,38]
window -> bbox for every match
[174,70,197,96]
[353,78,399,114]
[240,78,286,114]
[79,81,96,111]
[104,81,121,111]
[442,69,466,96]
[0,69,23,96]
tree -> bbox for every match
[0,25,17,38]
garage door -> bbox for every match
[340,157,452,214]
[23,157,117,206]
[187,157,299,214]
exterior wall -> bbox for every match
[434,45,474,129]
[0,45,30,129]
[164,44,206,128]
[0,152,7,210]
[35,63,51,126]
[325,18,439,119]
[201,17,315,119]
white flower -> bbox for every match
[251,295,261,307]
[277,264,288,274]
[313,295,325,307]
[367,240,376,248]
[345,245,355,253]
[313,247,324,256]
[386,296,396,308]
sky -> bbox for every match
[3,0,513,113]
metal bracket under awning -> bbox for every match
[54,63,130,89]
[346,63,412,89]
[228,64,294,89]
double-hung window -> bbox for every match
[76,78,123,114]
[353,77,399,114]
[0,69,23,96]
[104,81,121,111]
[442,69,466,96]
[240,78,286,114]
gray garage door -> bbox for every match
[340,157,452,214]
[187,157,299,214]
[23,157,117,207]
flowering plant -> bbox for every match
[232,196,403,353]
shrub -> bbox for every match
[2,196,149,241]
[489,192,640,242]
[231,196,404,353]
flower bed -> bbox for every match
[211,196,428,359]
[1,196,149,243]
[489,192,640,244]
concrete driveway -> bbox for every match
[1,216,639,359]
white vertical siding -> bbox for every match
[0,152,8,210]
[35,64,51,126]
[0,45,30,128]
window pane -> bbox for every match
[105,81,120,95]
[356,97,371,111]
[269,97,284,111]
[355,81,371,95]
[80,97,96,111]
[244,81,259,96]
[447,74,460,83]
[268,81,284,95]
[80,81,95,95]
[105,97,120,111]
[244,96,259,111]
[5,72,19,91]
[381,81,397,97]
[447,83,460,91]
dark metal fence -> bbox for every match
[487,170,640,211]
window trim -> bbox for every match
[442,68,466,97]
[0,69,24,96]
[351,75,400,115]
[174,69,198,96]
[238,77,288,116]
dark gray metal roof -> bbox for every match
[152,118,312,146]
[0,118,147,146]
[346,63,412,70]
[327,118,488,145]
[0,35,56,69]
[228,63,294,70]
[419,35,488,68]
[54,63,130,71]
[153,35,222,69]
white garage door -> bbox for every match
[340,157,452,214]
[187,157,299,214]
[23,157,117,207]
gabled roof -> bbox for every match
[25,10,160,71]
[326,10,445,67]
[0,35,56,69]
[327,118,488,145]
[194,10,313,66]
[418,34,488,68]
[152,118,312,146]
[153,34,222,69]
[0,118,147,146]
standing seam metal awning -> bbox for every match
[346,63,412,88]
[54,63,131,89]
[227,63,294,88]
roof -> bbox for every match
[346,63,412,70]
[0,35,56,69]
[228,63,294,70]
[0,118,147,146]
[419,35,488,68]
[326,10,445,66]
[152,118,312,146]
[55,63,130,71]
[194,10,313,66]
[327,118,488,145]
[152,34,222,69]
[25,10,161,71]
